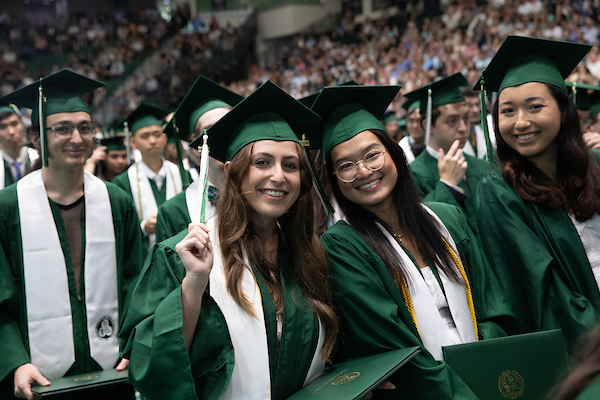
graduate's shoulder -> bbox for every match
[0,183,19,223]
[464,153,494,175]
[422,201,471,240]
[111,169,131,192]
[321,220,378,258]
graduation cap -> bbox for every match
[382,111,397,125]
[192,80,322,163]
[479,35,591,95]
[402,98,420,112]
[297,81,360,110]
[0,69,104,168]
[164,76,244,141]
[101,136,126,152]
[310,85,401,158]
[126,102,170,134]
[0,103,18,116]
[566,82,600,111]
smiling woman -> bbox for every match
[476,36,600,359]
[310,83,516,399]
[119,81,338,400]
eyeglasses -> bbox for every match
[334,149,388,183]
[46,122,98,139]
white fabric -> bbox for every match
[185,179,216,225]
[0,147,34,189]
[128,159,182,248]
[570,214,600,289]
[182,158,199,181]
[0,150,5,190]
[207,217,324,399]
[365,205,477,360]
[463,124,497,159]
[399,136,416,164]
[421,267,462,345]
[18,171,118,378]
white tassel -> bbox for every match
[193,132,210,224]
[425,87,432,147]
[124,121,131,164]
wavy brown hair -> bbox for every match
[217,141,338,360]
[492,83,600,222]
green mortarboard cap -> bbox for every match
[105,117,126,135]
[480,35,591,94]
[101,136,126,152]
[191,80,322,163]
[382,111,397,124]
[298,92,320,108]
[0,69,104,122]
[311,85,401,157]
[589,91,600,118]
[126,102,170,134]
[566,82,600,111]
[404,73,468,115]
[164,76,243,140]
[402,98,420,112]
[0,104,18,116]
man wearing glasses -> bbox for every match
[0,70,144,400]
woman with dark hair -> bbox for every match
[476,36,600,356]
[119,82,338,399]
[312,84,516,399]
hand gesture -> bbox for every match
[583,131,600,150]
[176,223,213,280]
[14,363,49,400]
[438,140,468,186]
[144,215,157,234]
[88,146,107,165]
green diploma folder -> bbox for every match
[287,346,420,400]
[442,329,567,400]
[32,368,134,399]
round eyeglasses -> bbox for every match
[334,149,388,183]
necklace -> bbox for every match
[392,232,404,242]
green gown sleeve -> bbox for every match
[155,192,190,243]
[321,222,479,400]
[476,172,599,353]
[119,233,234,400]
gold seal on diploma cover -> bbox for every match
[498,370,525,399]
[332,372,360,385]
[74,374,99,382]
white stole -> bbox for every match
[18,171,119,378]
[206,217,324,399]
[370,205,477,361]
[128,160,182,247]
[0,150,5,190]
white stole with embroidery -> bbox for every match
[370,205,477,360]
[18,171,119,378]
[128,159,182,247]
[206,217,324,399]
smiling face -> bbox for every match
[497,82,562,168]
[429,102,470,152]
[44,111,94,170]
[330,130,398,216]
[237,140,301,226]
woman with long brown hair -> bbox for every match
[477,36,600,357]
[119,81,337,399]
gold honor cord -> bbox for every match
[396,238,479,340]
[135,162,181,221]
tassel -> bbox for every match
[172,118,190,188]
[38,78,48,169]
[124,121,131,165]
[193,131,210,224]
[425,87,432,147]
[480,77,494,162]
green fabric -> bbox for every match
[409,150,492,236]
[321,104,385,158]
[189,100,230,135]
[148,178,167,207]
[126,103,170,135]
[226,112,300,161]
[0,183,144,387]
[576,379,600,399]
[476,170,600,355]
[320,202,517,399]
[155,192,190,243]
[403,73,468,116]
[130,116,162,135]
[566,82,599,111]
[3,159,14,187]
[0,106,16,115]
[480,36,591,94]
[119,229,321,399]
[101,137,126,152]
[382,112,396,124]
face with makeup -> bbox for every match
[497,82,562,168]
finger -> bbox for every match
[447,140,460,157]
[437,148,445,164]
[188,223,210,234]
[31,370,50,387]
[116,358,129,371]
[377,380,397,390]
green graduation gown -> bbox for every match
[0,182,144,390]
[476,169,600,354]
[119,229,322,400]
[155,191,190,243]
[409,149,492,235]
[321,202,517,400]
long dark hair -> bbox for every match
[492,83,600,222]
[325,129,460,287]
[217,141,338,360]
